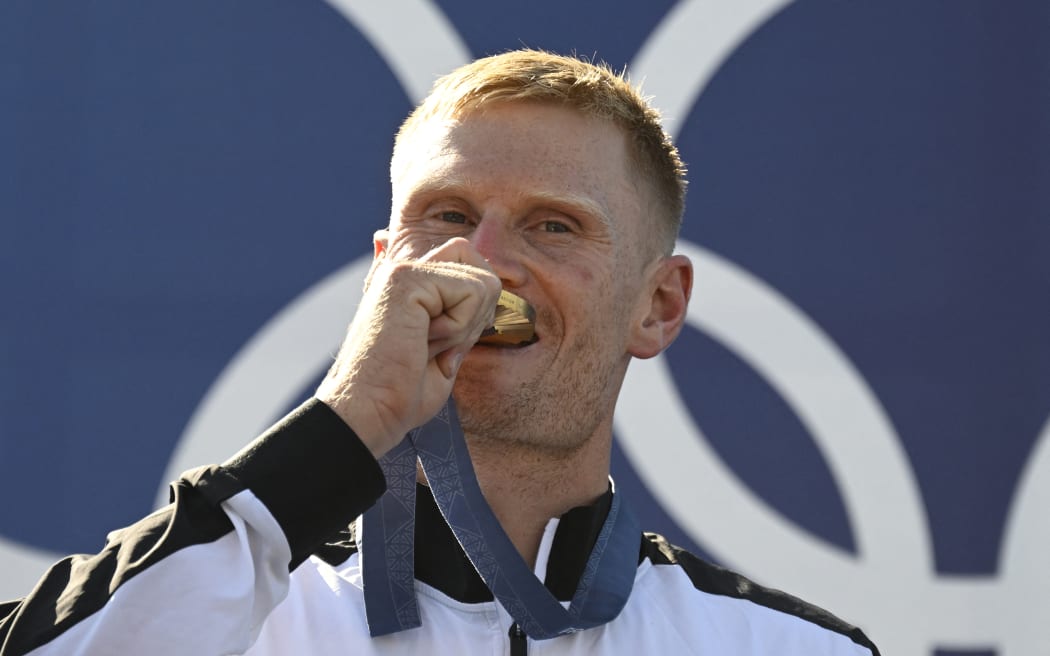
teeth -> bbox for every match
[477,290,536,346]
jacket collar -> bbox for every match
[412,483,614,603]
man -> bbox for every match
[0,50,880,655]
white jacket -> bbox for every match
[0,400,879,655]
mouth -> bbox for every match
[476,326,539,348]
[475,290,539,348]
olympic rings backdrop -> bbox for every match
[2,2,1048,654]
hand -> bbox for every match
[316,238,501,458]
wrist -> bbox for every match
[314,388,401,460]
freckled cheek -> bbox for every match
[562,253,607,285]
[533,243,600,274]
[539,265,609,324]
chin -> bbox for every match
[452,377,527,435]
[453,378,512,417]
[453,362,519,398]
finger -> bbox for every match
[425,291,495,359]
[418,239,502,316]
[420,237,493,272]
[434,348,464,380]
[426,309,489,358]
[412,258,501,340]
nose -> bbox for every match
[469,217,527,288]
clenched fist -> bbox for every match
[315,238,501,458]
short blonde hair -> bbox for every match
[392,49,687,254]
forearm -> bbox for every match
[0,399,385,656]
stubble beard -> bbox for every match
[453,331,627,456]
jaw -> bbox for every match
[456,340,542,389]
[452,339,544,410]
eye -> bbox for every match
[440,211,468,224]
[542,221,571,233]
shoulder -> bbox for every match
[637,533,881,656]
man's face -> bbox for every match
[381,101,656,450]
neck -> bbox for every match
[462,427,612,569]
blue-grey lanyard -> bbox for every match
[360,398,640,639]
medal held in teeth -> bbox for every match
[478,290,536,346]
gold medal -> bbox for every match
[478,290,536,345]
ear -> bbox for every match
[373,229,390,260]
[627,254,693,359]
[362,229,391,291]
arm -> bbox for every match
[0,400,384,656]
[0,238,499,656]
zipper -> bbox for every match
[509,623,528,656]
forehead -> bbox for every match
[391,103,641,222]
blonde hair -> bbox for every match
[392,49,687,253]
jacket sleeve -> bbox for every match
[0,398,386,656]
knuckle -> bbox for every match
[377,260,410,288]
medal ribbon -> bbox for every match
[360,398,640,639]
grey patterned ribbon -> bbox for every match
[360,398,640,639]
